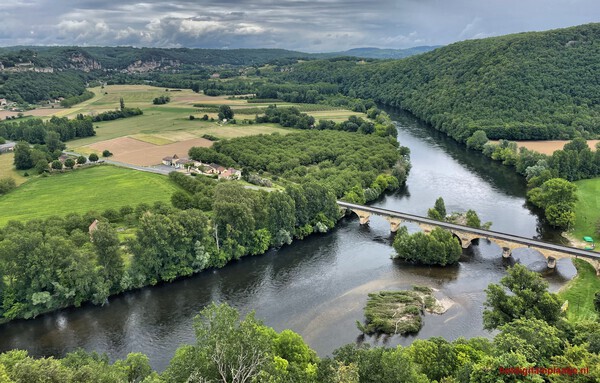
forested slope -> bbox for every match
[287,23,600,141]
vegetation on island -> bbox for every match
[0,265,598,382]
[357,286,444,335]
[392,226,462,266]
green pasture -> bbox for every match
[571,178,600,244]
[0,165,181,226]
[0,152,28,185]
[559,259,600,321]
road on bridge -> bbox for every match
[337,201,600,261]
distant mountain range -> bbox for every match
[313,46,441,59]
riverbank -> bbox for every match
[559,259,600,321]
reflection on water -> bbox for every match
[0,109,574,371]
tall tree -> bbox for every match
[483,264,562,330]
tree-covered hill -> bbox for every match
[286,23,600,142]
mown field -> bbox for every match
[559,259,600,321]
[0,152,28,185]
[571,177,600,243]
[0,165,181,226]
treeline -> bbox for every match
[0,115,94,144]
[0,178,340,320]
[60,90,94,108]
[255,105,398,137]
[91,106,143,122]
[1,264,599,382]
[0,70,87,104]
[282,23,600,141]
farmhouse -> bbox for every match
[162,154,198,169]
[0,98,7,106]
[218,168,242,180]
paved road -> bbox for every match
[338,201,600,261]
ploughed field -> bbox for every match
[492,140,600,155]
[0,165,181,226]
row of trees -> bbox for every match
[0,115,95,144]
[1,265,598,382]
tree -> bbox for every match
[466,130,489,150]
[51,160,62,170]
[91,221,124,293]
[218,105,234,120]
[13,141,33,170]
[77,155,87,165]
[595,291,600,314]
[465,209,481,228]
[527,178,578,228]
[102,150,112,158]
[88,153,99,162]
[64,158,75,169]
[44,131,65,153]
[494,318,562,365]
[393,226,462,266]
[434,197,446,218]
[191,303,274,383]
[119,97,125,111]
[483,264,562,330]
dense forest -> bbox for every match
[0,71,87,104]
[0,265,598,382]
[282,23,600,142]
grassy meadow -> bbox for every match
[571,178,600,244]
[0,165,181,226]
[559,259,600,321]
[0,152,29,185]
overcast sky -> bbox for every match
[0,0,597,51]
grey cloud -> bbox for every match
[0,0,598,50]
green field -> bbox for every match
[0,165,181,226]
[559,259,600,321]
[0,152,28,185]
[571,178,600,244]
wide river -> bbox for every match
[0,109,576,371]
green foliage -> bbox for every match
[285,23,600,141]
[393,226,462,266]
[359,290,425,335]
[483,264,562,330]
[152,95,170,105]
[465,209,482,228]
[0,177,16,196]
[528,178,578,228]
[0,70,87,104]
[60,90,95,108]
[495,318,563,365]
[88,153,99,162]
[0,115,95,145]
[102,149,112,157]
[466,130,489,150]
[217,104,234,120]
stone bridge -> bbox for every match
[337,201,600,274]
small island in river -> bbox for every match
[357,286,451,335]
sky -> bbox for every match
[0,0,598,52]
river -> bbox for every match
[0,109,576,371]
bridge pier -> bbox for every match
[350,209,371,225]
[384,217,403,233]
[547,256,557,269]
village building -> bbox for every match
[0,98,7,106]
[218,168,242,180]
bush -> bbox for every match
[0,177,17,195]
[89,153,99,162]
[102,150,112,158]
